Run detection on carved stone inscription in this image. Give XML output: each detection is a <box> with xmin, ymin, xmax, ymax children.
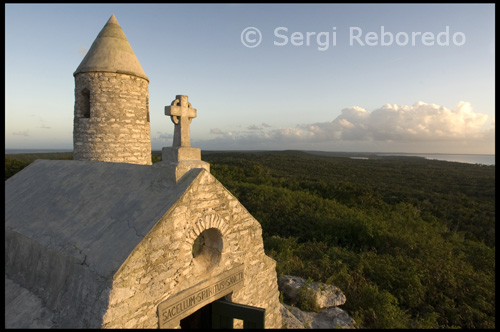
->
<box><xmin>158</xmin><ymin>264</ymin><xmax>244</xmax><ymax>328</ymax></box>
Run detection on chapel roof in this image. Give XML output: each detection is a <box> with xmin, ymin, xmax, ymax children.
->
<box><xmin>73</xmin><ymin>15</ymin><xmax>149</xmax><ymax>81</ymax></box>
<box><xmin>5</xmin><ymin>160</ymin><xmax>203</xmax><ymax>278</ymax></box>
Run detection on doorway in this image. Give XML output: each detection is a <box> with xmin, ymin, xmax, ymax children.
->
<box><xmin>180</xmin><ymin>298</ymin><xmax>265</xmax><ymax>329</ymax></box>
<box><xmin>180</xmin><ymin>302</ymin><xmax>212</xmax><ymax>329</ymax></box>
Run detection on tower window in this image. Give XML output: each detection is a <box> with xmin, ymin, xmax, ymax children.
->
<box><xmin>81</xmin><ymin>89</ymin><xmax>90</xmax><ymax>118</ymax></box>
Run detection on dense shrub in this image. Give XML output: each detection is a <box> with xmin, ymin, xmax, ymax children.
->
<box><xmin>204</xmin><ymin>151</ymin><xmax>495</xmax><ymax>329</ymax></box>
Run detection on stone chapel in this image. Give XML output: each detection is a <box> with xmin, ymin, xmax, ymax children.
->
<box><xmin>5</xmin><ymin>15</ymin><xmax>282</xmax><ymax>329</ymax></box>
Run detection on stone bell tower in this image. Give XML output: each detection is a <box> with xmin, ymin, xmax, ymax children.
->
<box><xmin>73</xmin><ymin>15</ymin><xmax>151</xmax><ymax>165</ymax></box>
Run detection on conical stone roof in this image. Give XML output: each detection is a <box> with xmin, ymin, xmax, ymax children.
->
<box><xmin>74</xmin><ymin>15</ymin><xmax>149</xmax><ymax>81</ymax></box>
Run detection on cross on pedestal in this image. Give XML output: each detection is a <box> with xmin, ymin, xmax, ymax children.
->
<box><xmin>165</xmin><ymin>95</ymin><xmax>197</xmax><ymax>148</ymax></box>
<box><xmin>161</xmin><ymin>94</ymin><xmax>210</xmax><ymax>182</ymax></box>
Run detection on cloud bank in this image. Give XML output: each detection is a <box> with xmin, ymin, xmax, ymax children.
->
<box><xmin>163</xmin><ymin>102</ymin><xmax>495</xmax><ymax>154</ymax></box>
<box><xmin>294</xmin><ymin>101</ymin><xmax>491</xmax><ymax>143</ymax></box>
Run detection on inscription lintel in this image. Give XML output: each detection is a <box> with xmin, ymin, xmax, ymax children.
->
<box><xmin>157</xmin><ymin>264</ymin><xmax>244</xmax><ymax>328</ymax></box>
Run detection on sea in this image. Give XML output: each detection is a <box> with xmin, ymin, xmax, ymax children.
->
<box><xmin>5</xmin><ymin>149</ymin><xmax>495</xmax><ymax>166</ymax></box>
<box><xmin>376</xmin><ymin>153</ymin><xmax>495</xmax><ymax>166</ymax></box>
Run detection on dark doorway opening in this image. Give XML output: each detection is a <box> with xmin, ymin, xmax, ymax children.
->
<box><xmin>179</xmin><ymin>297</ymin><xmax>265</xmax><ymax>329</ymax></box>
<box><xmin>180</xmin><ymin>302</ymin><xmax>212</xmax><ymax>329</ymax></box>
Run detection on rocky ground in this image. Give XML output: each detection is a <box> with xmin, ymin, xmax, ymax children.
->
<box><xmin>279</xmin><ymin>275</ymin><xmax>356</xmax><ymax>329</ymax></box>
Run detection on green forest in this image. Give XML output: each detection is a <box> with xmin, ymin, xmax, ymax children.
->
<box><xmin>5</xmin><ymin>151</ymin><xmax>495</xmax><ymax>329</ymax></box>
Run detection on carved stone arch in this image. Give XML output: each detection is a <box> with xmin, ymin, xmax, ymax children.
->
<box><xmin>186</xmin><ymin>213</ymin><xmax>230</xmax><ymax>242</ymax></box>
<box><xmin>186</xmin><ymin>213</ymin><xmax>230</xmax><ymax>272</ymax></box>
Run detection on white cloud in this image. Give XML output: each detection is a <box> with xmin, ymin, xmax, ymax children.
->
<box><xmin>196</xmin><ymin>101</ymin><xmax>494</xmax><ymax>154</ymax></box>
<box><xmin>290</xmin><ymin>101</ymin><xmax>490</xmax><ymax>143</ymax></box>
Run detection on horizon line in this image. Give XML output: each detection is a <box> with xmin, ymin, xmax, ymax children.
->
<box><xmin>4</xmin><ymin>148</ymin><xmax>495</xmax><ymax>157</ymax></box>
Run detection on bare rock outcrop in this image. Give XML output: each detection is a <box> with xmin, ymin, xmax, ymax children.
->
<box><xmin>279</xmin><ymin>275</ymin><xmax>356</xmax><ymax>329</ymax></box>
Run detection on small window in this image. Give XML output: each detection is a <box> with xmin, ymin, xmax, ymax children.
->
<box><xmin>146</xmin><ymin>97</ymin><xmax>150</xmax><ymax>122</ymax></box>
<box><xmin>81</xmin><ymin>89</ymin><xmax>90</xmax><ymax>118</ymax></box>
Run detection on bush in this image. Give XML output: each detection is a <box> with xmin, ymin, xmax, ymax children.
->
<box><xmin>5</xmin><ymin>157</ymin><xmax>30</xmax><ymax>180</ymax></box>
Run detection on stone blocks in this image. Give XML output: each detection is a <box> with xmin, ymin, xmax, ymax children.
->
<box><xmin>73</xmin><ymin>72</ymin><xmax>151</xmax><ymax>165</ymax></box>
<box><xmin>101</xmin><ymin>170</ymin><xmax>282</xmax><ymax>328</ymax></box>
<box><xmin>162</xmin><ymin>146</ymin><xmax>201</xmax><ymax>162</ymax></box>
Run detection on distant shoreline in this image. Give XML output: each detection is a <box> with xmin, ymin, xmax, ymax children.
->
<box><xmin>5</xmin><ymin>149</ymin><xmax>74</xmax><ymax>154</ymax></box>
<box><xmin>5</xmin><ymin>149</ymin><xmax>495</xmax><ymax>166</ymax></box>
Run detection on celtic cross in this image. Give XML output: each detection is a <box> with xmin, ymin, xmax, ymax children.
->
<box><xmin>165</xmin><ymin>95</ymin><xmax>197</xmax><ymax>148</ymax></box>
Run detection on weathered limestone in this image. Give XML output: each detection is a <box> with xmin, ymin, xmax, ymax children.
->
<box><xmin>165</xmin><ymin>95</ymin><xmax>197</xmax><ymax>148</ymax></box>
<box><xmin>278</xmin><ymin>275</ymin><xmax>355</xmax><ymax>329</ymax></box>
<box><xmin>74</xmin><ymin>15</ymin><xmax>148</xmax><ymax>80</ymax></box>
<box><xmin>160</xmin><ymin>95</ymin><xmax>210</xmax><ymax>182</ymax></box>
<box><xmin>4</xmin><ymin>277</ymin><xmax>54</xmax><ymax>328</ymax></box>
<box><xmin>5</xmin><ymin>160</ymin><xmax>282</xmax><ymax>328</ymax></box>
<box><xmin>279</xmin><ymin>275</ymin><xmax>346</xmax><ymax>309</ymax></box>
<box><xmin>280</xmin><ymin>303</ymin><xmax>306</xmax><ymax>329</ymax></box>
<box><xmin>73</xmin><ymin>15</ymin><xmax>151</xmax><ymax>165</ymax></box>
<box><xmin>282</xmin><ymin>304</ymin><xmax>356</xmax><ymax>329</ymax></box>
<box><xmin>5</xmin><ymin>14</ymin><xmax>282</xmax><ymax>329</ymax></box>
<box><xmin>100</xmin><ymin>169</ymin><xmax>281</xmax><ymax>328</ymax></box>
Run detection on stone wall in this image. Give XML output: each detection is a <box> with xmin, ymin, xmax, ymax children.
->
<box><xmin>5</xmin><ymin>229</ymin><xmax>111</xmax><ymax>328</ymax></box>
<box><xmin>5</xmin><ymin>165</ymin><xmax>282</xmax><ymax>328</ymax></box>
<box><xmin>73</xmin><ymin>72</ymin><xmax>151</xmax><ymax>165</ymax></box>
<box><xmin>101</xmin><ymin>170</ymin><xmax>282</xmax><ymax>328</ymax></box>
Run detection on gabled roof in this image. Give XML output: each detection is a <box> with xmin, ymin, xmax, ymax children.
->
<box><xmin>73</xmin><ymin>15</ymin><xmax>149</xmax><ymax>81</ymax></box>
<box><xmin>5</xmin><ymin>159</ymin><xmax>202</xmax><ymax>278</ymax></box>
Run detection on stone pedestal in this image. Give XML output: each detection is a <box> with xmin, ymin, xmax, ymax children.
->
<box><xmin>160</xmin><ymin>147</ymin><xmax>210</xmax><ymax>183</ymax></box>
<box><xmin>159</xmin><ymin>95</ymin><xmax>211</xmax><ymax>183</ymax></box>
<box><xmin>162</xmin><ymin>146</ymin><xmax>201</xmax><ymax>162</ymax></box>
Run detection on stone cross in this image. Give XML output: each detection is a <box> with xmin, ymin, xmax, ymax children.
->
<box><xmin>165</xmin><ymin>95</ymin><xmax>197</xmax><ymax>148</ymax></box>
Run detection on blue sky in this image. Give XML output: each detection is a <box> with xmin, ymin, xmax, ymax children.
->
<box><xmin>5</xmin><ymin>3</ymin><xmax>495</xmax><ymax>154</ymax></box>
